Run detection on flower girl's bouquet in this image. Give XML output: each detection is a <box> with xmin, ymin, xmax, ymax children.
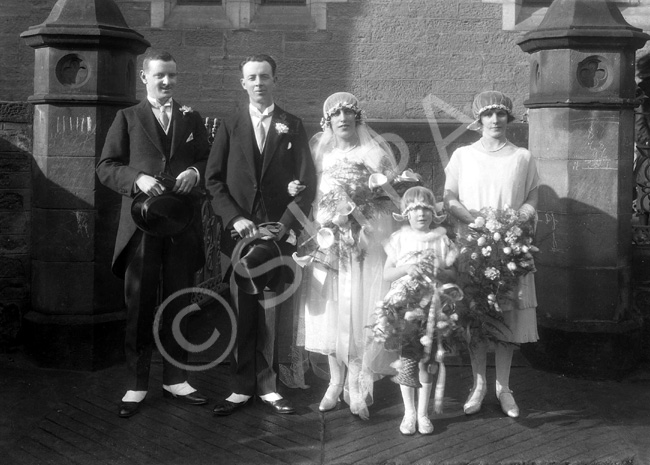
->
<box><xmin>369</xmin><ymin>249</ymin><xmax>464</xmax><ymax>413</ymax></box>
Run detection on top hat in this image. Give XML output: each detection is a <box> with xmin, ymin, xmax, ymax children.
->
<box><xmin>232</xmin><ymin>238</ymin><xmax>287</xmax><ymax>295</ymax></box>
<box><xmin>131</xmin><ymin>192</ymin><xmax>195</xmax><ymax>237</ymax></box>
<box><xmin>230</xmin><ymin>223</ymin><xmax>295</xmax><ymax>295</ymax></box>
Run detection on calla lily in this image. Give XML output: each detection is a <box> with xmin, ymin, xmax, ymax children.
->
<box><xmin>368</xmin><ymin>173</ymin><xmax>389</xmax><ymax>189</ymax></box>
<box><xmin>336</xmin><ymin>200</ymin><xmax>356</xmax><ymax>216</ymax></box>
<box><xmin>396</xmin><ymin>169</ymin><xmax>420</xmax><ymax>182</ymax></box>
<box><xmin>316</xmin><ymin>228</ymin><xmax>335</xmax><ymax>249</ymax></box>
<box><xmin>332</xmin><ymin>213</ymin><xmax>349</xmax><ymax>227</ymax></box>
<box><xmin>292</xmin><ymin>252</ymin><xmax>314</xmax><ymax>268</ymax></box>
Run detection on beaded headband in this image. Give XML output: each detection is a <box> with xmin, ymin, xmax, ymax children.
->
<box><xmin>320</xmin><ymin>102</ymin><xmax>364</xmax><ymax>130</ymax></box>
<box><xmin>474</xmin><ymin>103</ymin><xmax>512</xmax><ymax>118</ymax></box>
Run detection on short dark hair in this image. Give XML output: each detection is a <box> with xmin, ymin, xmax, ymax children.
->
<box><xmin>142</xmin><ymin>50</ymin><xmax>176</xmax><ymax>71</ymax></box>
<box><xmin>239</xmin><ymin>54</ymin><xmax>277</xmax><ymax>76</ymax></box>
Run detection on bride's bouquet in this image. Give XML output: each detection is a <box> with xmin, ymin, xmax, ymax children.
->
<box><xmin>455</xmin><ymin>206</ymin><xmax>538</xmax><ymax>345</ymax></box>
<box><xmin>295</xmin><ymin>168</ymin><xmax>421</xmax><ymax>269</ymax></box>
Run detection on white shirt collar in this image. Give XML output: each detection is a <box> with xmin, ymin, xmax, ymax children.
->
<box><xmin>148</xmin><ymin>96</ymin><xmax>173</xmax><ymax>109</ymax></box>
<box><xmin>249</xmin><ymin>102</ymin><xmax>274</xmax><ymax>119</ymax></box>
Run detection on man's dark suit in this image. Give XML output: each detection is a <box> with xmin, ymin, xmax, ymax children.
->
<box><xmin>205</xmin><ymin>105</ymin><xmax>316</xmax><ymax>396</ymax></box>
<box><xmin>97</xmin><ymin>99</ymin><xmax>210</xmax><ymax>390</ymax></box>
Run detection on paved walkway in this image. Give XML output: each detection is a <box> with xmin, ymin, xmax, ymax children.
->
<box><xmin>1</xmin><ymin>349</ymin><xmax>649</xmax><ymax>465</ymax></box>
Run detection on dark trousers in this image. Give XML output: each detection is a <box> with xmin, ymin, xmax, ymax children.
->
<box><xmin>123</xmin><ymin>229</ymin><xmax>199</xmax><ymax>391</ymax></box>
<box><xmin>229</xmin><ymin>289</ymin><xmax>277</xmax><ymax>396</ymax></box>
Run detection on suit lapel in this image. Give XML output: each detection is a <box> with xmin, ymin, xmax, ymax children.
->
<box><xmin>260</xmin><ymin>106</ymin><xmax>284</xmax><ymax>179</ymax></box>
<box><xmin>234</xmin><ymin>109</ymin><xmax>257</xmax><ymax>176</ymax></box>
<box><xmin>136</xmin><ymin>100</ymin><xmax>165</xmax><ymax>156</ymax></box>
<box><xmin>170</xmin><ymin>101</ymin><xmax>191</xmax><ymax>158</ymax></box>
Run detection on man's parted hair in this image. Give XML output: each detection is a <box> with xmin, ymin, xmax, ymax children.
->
<box><xmin>239</xmin><ymin>54</ymin><xmax>277</xmax><ymax>76</ymax></box>
<box><xmin>142</xmin><ymin>50</ymin><xmax>176</xmax><ymax>71</ymax></box>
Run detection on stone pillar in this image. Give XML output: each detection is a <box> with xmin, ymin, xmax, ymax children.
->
<box><xmin>20</xmin><ymin>0</ymin><xmax>149</xmax><ymax>370</ymax></box>
<box><xmin>518</xmin><ymin>0</ymin><xmax>648</xmax><ymax>379</ymax></box>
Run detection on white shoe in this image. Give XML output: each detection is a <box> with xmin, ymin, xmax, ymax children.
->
<box><xmin>319</xmin><ymin>384</ymin><xmax>343</xmax><ymax>412</ymax></box>
<box><xmin>417</xmin><ymin>416</ymin><xmax>434</xmax><ymax>435</ymax></box>
<box><xmin>400</xmin><ymin>413</ymin><xmax>416</xmax><ymax>435</ymax></box>
<box><xmin>463</xmin><ymin>385</ymin><xmax>486</xmax><ymax>415</ymax></box>
<box><xmin>498</xmin><ymin>389</ymin><xmax>519</xmax><ymax>418</ymax></box>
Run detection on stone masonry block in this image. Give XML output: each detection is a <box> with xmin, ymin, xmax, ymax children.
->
<box><xmin>0</xmin><ymin>236</ymin><xmax>27</xmax><ymax>255</ymax></box>
<box><xmin>224</xmin><ymin>31</ymin><xmax>284</xmax><ymax>60</ymax></box>
<box><xmin>32</xmin><ymin>208</ymin><xmax>95</xmax><ymax>262</ymax></box>
<box><xmin>427</xmin><ymin>18</ymin><xmax>502</xmax><ymax>35</ymax></box>
<box><xmin>0</xmin><ymin>255</ymin><xmax>27</xmax><ymax>279</ymax></box>
<box><xmin>0</xmin><ymin>211</ymin><xmax>29</xmax><ymax>235</ymax></box>
<box><xmin>536</xmin><ymin>265</ymin><xmax>626</xmax><ymax>321</ymax></box>
<box><xmin>32</xmin><ymin>155</ymin><xmax>97</xmax><ymax>192</ymax></box>
<box><xmin>0</xmin><ymin>152</ymin><xmax>30</xmax><ymax>172</ymax></box>
<box><xmin>371</xmin><ymin>20</ymin><xmax>427</xmax><ymax>44</ymax></box>
<box><xmin>32</xmin><ymin>261</ymin><xmax>94</xmax><ymax>316</ymax></box>
<box><xmin>285</xmin><ymin>42</ymin><xmax>349</xmax><ymax>62</ymax></box>
<box><xmin>0</xmin><ymin>190</ymin><xmax>26</xmax><ymax>212</ymax></box>
<box><xmin>284</xmin><ymin>31</ymin><xmax>332</xmax><ymax>44</ymax></box>
<box><xmin>536</xmin><ymin>211</ymin><xmax>622</xmax><ymax>268</ymax></box>
<box><xmin>183</xmin><ymin>30</ymin><xmax>225</xmax><ymax>48</ymax></box>
<box><xmin>0</xmin><ymin>171</ymin><xmax>29</xmax><ymax>190</ymax></box>
<box><xmin>0</xmin><ymin>126</ymin><xmax>32</xmax><ymax>153</ymax></box>
<box><xmin>364</xmin><ymin>80</ymin><xmax>433</xmax><ymax>102</ymax></box>
<box><xmin>0</xmin><ymin>278</ymin><xmax>27</xmax><ymax>302</ymax></box>
<box><xmin>141</xmin><ymin>30</ymin><xmax>184</xmax><ymax>50</ymax></box>
<box><xmin>0</xmin><ymin>102</ymin><xmax>32</xmax><ymax>123</ymax></box>
<box><xmin>459</xmin><ymin>1</ymin><xmax>500</xmax><ymax>19</ymax></box>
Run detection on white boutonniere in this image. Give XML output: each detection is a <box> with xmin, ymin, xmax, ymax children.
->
<box><xmin>180</xmin><ymin>105</ymin><xmax>193</xmax><ymax>116</ymax></box>
<box><xmin>275</xmin><ymin>122</ymin><xmax>289</xmax><ymax>135</ymax></box>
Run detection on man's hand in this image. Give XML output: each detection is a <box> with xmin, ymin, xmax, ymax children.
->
<box><xmin>287</xmin><ymin>180</ymin><xmax>306</xmax><ymax>197</ymax></box>
<box><xmin>271</xmin><ymin>223</ymin><xmax>288</xmax><ymax>241</ymax></box>
<box><xmin>173</xmin><ymin>169</ymin><xmax>198</xmax><ymax>194</ymax></box>
<box><xmin>233</xmin><ymin>217</ymin><xmax>258</xmax><ymax>239</ymax></box>
<box><xmin>136</xmin><ymin>174</ymin><xmax>165</xmax><ymax>196</ymax></box>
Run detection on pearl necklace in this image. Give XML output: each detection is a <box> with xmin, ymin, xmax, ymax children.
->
<box><xmin>339</xmin><ymin>144</ymin><xmax>358</xmax><ymax>153</ymax></box>
<box><xmin>480</xmin><ymin>138</ymin><xmax>508</xmax><ymax>152</ymax></box>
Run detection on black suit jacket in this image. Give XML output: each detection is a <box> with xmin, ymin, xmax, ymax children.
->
<box><xmin>96</xmin><ymin>99</ymin><xmax>210</xmax><ymax>277</ymax></box>
<box><xmin>205</xmin><ymin>105</ymin><xmax>317</xmax><ymax>256</ymax></box>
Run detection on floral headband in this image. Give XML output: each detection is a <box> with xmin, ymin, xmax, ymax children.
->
<box><xmin>393</xmin><ymin>201</ymin><xmax>447</xmax><ymax>223</ymax></box>
<box><xmin>320</xmin><ymin>102</ymin><xmax>365</xmax><ymax>130</ymax></box>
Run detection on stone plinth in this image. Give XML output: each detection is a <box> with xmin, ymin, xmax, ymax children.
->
<box><xmin>20</xmin><ymin>0</ymin><xmax>149</xmax><ymax>370</ymax></box>
<box><xmin>518</xmin><ymin>0</ymin><xmax>648</xmax><ymax>379</ymax></box>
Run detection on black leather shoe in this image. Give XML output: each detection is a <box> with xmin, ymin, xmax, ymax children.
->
<box><xmin>259</xmin><ymin>397</ymin><xmax>295</xmax><ymax>414</ymax></box>
<box><xmin>118</xmin><ymin>401</ymin><xmax>140</xmax><ymax>418</ymax></box>
<box><xmin>212</xmin><ymin>398</ymin><xmax>252</xmax><ymax>416</ymax></box>
<box><xmin>162</xmin><ymin>389</ymin><xmax>208</xmax><ymax>405</ymax></box>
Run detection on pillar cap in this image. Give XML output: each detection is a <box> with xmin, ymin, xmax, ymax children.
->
<box><xmin>518</xmin><ymin>0</ymin><xmax>648</xmax><ymax>53</ymax></box>
<box><xmin>21</xmin><ymin>0</ymin><xmax>149</xmax><ymax>53</ymax></box>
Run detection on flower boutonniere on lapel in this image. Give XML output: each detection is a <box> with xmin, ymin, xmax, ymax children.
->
<box><xmin>180</xmin><ymin>105</ymin><xmax>193</xmax><ymax>116</ymax></box>
<box><xmin>275</xmin><ymin>122</ymin><xmax>289</xmax><ymax>135</ymax></box>
<box><xmin>274</xmin><ymin>112</ymin><xmax>290</xmax><ymax>135</ymax></box>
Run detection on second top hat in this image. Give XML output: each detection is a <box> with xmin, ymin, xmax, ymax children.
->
<box><xmin>131</xmin><ymin>192</ymin><xmax>195</xmax><ymax>237</ymax></box>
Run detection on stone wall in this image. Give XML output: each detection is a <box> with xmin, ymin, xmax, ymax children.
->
<box><xmin>0</xmin><ymin>102</ymin><xmax>32</xmax><ymax>351</ymax></box>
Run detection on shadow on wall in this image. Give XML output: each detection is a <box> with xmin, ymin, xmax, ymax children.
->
<box><xmin>0</xmin><ymin>107</ymin><xmax>32</xmax><ymax>353</ymax></box>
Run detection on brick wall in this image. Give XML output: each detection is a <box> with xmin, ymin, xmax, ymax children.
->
<box><xmin>0</xmin><ymin>102</ymin><xmax>32</xmax><ymax>351</ymax></box>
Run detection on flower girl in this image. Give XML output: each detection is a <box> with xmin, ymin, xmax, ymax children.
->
<box><xmin>377</xmin><ymin>186</ymin><xmax>459</xmax><ymax>435</ymax></box>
